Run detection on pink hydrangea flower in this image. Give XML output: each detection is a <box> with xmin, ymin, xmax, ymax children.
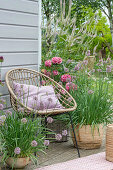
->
<box><xmin>45</xmin><ymin>60</ymin><xmax>52</xmax><ymax>67</ymax></box>
<box><xmin>0</xmin><ymin>104</ymin><xmax>3</xmax><ymax>110</ymax></box>
<box><xmin>21</xmin><ymin>118</ymin><xmax>27</xmax><ymax>124</ymax></box>
<box><xmin>55</xmin><ymin>134</ymin><xmax>62</xmax><ymax>141</ymax></box>
<box><xmin>53</xmin><ymin>70</ymin><xmax>59</xmax><ymax>76</ymax></box>
<box><xmin>61</xmin><ymin>74</ymin><xmax>71</xmax><ymax>82</ymax></box>
<box><xmin>14</xmin><ymin>147</ymin><xmax>21</xmax><ymax>155</ymax></box>
<box><xmin>62</xmin><ymin>130</ymin><xmax>68</xmax><ymax>136</ymax></box>
<box><xmin>44</xmin><ymin>140</ymin><xmax>50</xmax><ymax>146</ymax></box>
<box><xmin>47</xmin><ymin>117</ymin><xmax>53</xmax><ymax>123</ymax></box>
<box><xmin>52</xmin><ymin>57</ymin><xmax>62</xmax><ymax>64</ymax></box>
<box><xmin>66</xmin><ymin>84</ymin><xmax>70</xmax><ymax>91</ymax></box>
<box><xmin>31</xmin><ymin>140</ymin><xmax>38</xmax><ymax>147</ymax></box>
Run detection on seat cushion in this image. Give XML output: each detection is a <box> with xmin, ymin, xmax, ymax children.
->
<box><xmin>13</xmin><ymin>82</ymin><xmax>63</xmax><ymax>111</ymax></box>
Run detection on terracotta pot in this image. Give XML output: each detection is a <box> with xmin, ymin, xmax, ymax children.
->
<box><xmin>84</xmin><ymin>56</ymin><xmax>96</xmax><ymax>70</ymax></box>
<box><xmin>6</xmin><ymin>157</ymin><xmax>29</xmax><ymax>169</ymax></box>
<box><xmin>71</xmin><ymin>124</ymin><xmax>104</xmax><ymax>149</ymax></box>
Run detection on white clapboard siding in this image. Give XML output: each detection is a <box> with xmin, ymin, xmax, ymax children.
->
<box><xmin>0</xmin><ymin>10</ymin><xmax>38</xmax><ymax>26</ymax></box>
<box><xmin>1</xmin><ymin>53</ymin><xmax>38</xmax><ymax>67</ymax></box>
<box><xmin>0</xmin><ymin>25</ymin><xmax>38</xmax><ymax>39</ymax></box>
<box><xmin>0</xmin><ymin>0</ymin><xmax>39</xmax><ymax>14</ymax></box>
<box><xmin>0</xmin><ymin>0</ymin><xmax>41</xmax><ymax>111</ymax></box>
<box><xmin>0</xmin><ymin>40</ymin><xmax>38</xmax><ymax>52</ymax></box>
<box><xmin>1</xmin><ymin>65</ymin><xmax>38</xmax><ymax>81</ymax></box>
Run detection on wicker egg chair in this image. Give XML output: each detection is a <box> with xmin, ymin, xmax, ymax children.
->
<box><xmin>5</xmin><ymin>68</ymin><xmax>80</xmax><ymax>157</ymax></box>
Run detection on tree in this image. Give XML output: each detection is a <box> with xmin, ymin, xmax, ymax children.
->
<box><xmin>73</xmin><ymin>0</ymin><xmax>113</xmax><ymax>48</ymax></box>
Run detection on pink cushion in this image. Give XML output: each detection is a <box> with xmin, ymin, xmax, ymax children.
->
<box><xmin>13</xmin><ymin>82</ymin><xmax>63</xmax><ymax>111</ymax></box>
<box><xmin>37</xmin><ymin>152</ymin><xmax>113</xmax><ymax>170</ymax></box>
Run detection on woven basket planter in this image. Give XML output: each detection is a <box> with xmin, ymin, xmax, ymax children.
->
<box><xmin>47</xmin><ymin>120</ymin><xmax>69</xmax><ymax>142</ymax></box>
<box><xmin>71</xmin><ymin>125</ymin><xmax>104</xmax><ymax>149</ymax></box>
<box><xmin>106</xmin><ymin>124</ymin><xmax>113</xmax><ymax>162</ymax></box>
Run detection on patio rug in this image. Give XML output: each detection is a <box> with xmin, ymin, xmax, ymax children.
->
<box><xmin>37</xmin><ymin>152</ymin><xmax>113</xmax><ymax>170</ymax></box>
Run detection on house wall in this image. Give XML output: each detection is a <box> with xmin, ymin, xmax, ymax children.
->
<box><xmin>0</xmin><ymin>0</ymin><xmax>41</xmax><ymax>111</ymax></box>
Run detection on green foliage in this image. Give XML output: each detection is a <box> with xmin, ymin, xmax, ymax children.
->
<box><xmin>0</xmin><ymin>112</ymin><xmax>47</xmax><ymax>165</ymax></box>
<box><xmin>70</xmin><ymin>69</ymin><xmax>113</xmax><ymax>126</ymax></box>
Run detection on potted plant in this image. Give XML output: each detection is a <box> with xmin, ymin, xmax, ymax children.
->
<box><xmin>69</xmin><ymin>63</ymin><xmax>113</xmax><ymax>149</ymax></box>
<box><xmin>0</xmin><ymin>112</ymin><xmax>50</xmax><ymax>169</ymax></box>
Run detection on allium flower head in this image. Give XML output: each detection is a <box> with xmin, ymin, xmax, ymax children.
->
<box><xmin>21</xmin><ymin>118</ymin><xmax>27</xmax><ymax>124</ymax></box>
<box><xmin>97</xmin><ymin>69</ymin><xmax>102</xmax><ymax>72</ymax></box>
<box><xmin>55</xmin><ymin>134</ymin><xmax>62</xmax><ymax>141</ymax></box>
<box><xmin>62</xmin><ymin>130</ymin><xmax>68</xmax><ymax>136</ymax></box>
<box><xmin>64</xmin><ymin>67</ymin><xmax>69</xmax><ymax>72</ymax></box>
<box><xmin>88</xmin><ymin>90</ymin><xmax>94</xmax><ymax>94</ymax></box>
<box><xmin>14</xmin><ymin>147</ymin><xmax>21</xmax><ymax>155</ymax></box>
<box><xmin>31</xmin><ymin>140</ymin><xmax>38</xmax><ymax>147</ymax></box>
<box><xmin>45</xmin><ymin>60</ymin><xmax>52</xmax><ymax>67</ymax></box>
<box><xmin>83</xmin><ymin>60</ymin><xmax>88</xmax><ymax>66</ymax></box>
<box><xmin>47</xmin><ymin>117</ymin><xmax>53</xmax><ymax>123</ymax></box>
<box><xmin>44</xmin><ymin>140</ymin><xmax>50</xmax><ymax>146</ymax></box>
<box><xmin>0</xmin><ymin>104</ymin><xmax>3</xmax><ymax>110</ymax></box>
<box><xmin>106</xmin><ymin>66</ymin><xmax>112</xmax><ymax>73</ymax></box>
<box><xmin>74</xmin><ymin>65</ymin><xmax>79</xmax><ymax>71</ymax></box>
<box><xmin>5</xmin><ymin>110</ymin><xmax>12</xmax><ymax>116</ymax></box>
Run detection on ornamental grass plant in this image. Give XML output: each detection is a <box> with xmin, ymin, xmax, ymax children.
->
<box><xmin>70</xmin><ymin>65</ymin><xmax>113</xmax><ymax>129</ymax></box>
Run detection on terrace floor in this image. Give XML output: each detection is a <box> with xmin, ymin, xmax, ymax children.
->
<box><xmin>1</xmin><ymin>133</ymin><xmax>105</xmax><ymax>170</ymax></box>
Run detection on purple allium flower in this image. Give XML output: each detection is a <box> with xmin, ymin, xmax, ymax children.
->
<box><xmin>0</xmin><ymin>99</ymin><xmax>6</xmax><ymax>104</ymax></box>
<box><xmin>107</xmin><ymin>57</ymin><xmax>111</xmax><ymax>63</ymax></box>
<box><xmin>0</xmin><ymin>56</ymin><xmax>4</xmax><ymax>62</ymax></box>
<box><xmin>83</xmin><ymin>60</ymin><xmax>88</xmax><ymax>66</ymax></box>
<box><xmin>55</xmin><ymin>134</ymin><xmax>62</xmax><ymax>141</ymax></box>
<box><xmin>74</xmin><ymin>65</ymin><xmax>79</xmax><ymax>71</ymax></box>
<box><xmin>47</xmin><ymin>117</ymin><xmax>53</xmax><ymax>123</ymax></box>
<box><xmin>14</xmin><ymin>147</ymin><xmax>21</xmax><ymax>155</ymax></box>
<box><xmin>48</xmin><ymin>98</ymin><xmax>53</xmax><ymax>103</ymax></box>
<box><xmin>64</xmin><ymin>67</ymin><xmax>69</xmax><ymax>72</ymax></box>
<box><xmin>99</xmin><ymin>59</ymin><xmax>103</xmax><ymax>63</ymax></box>
<box><xmin>86</xmin><ymin>50</ymin><xmax>90</xmax><ymax>56</ymax></box>
<box><xmin>31</xmin><ymin>140</ymin><xmax>38</xmax><ymax>147</ymax></box>
<box><xmin>97</xmin><ymin>69</ymin><xmax>102</xmax><ymax>72</ymax></box>
<box><xmin>62</xmin><ymin>130</ymin><xmax>68</xmax><ymax>136</ymax></box>
<box><xmin>88</xmin><ymin>90</ymin><xmax>94</xmax><ymax>94</ymax></box>
<box><xmin>21</xmin><ymin>118</ymin><xmax>27</xmax><ymax>124</ymax></box>
<box><xmin>66</xmin><ymin>59</ymin><xmax>72</xmax><ymax>64</ymax></box>
<box><xmin>5</xmin><ymin>110</ymin><xmax>12</xmax><ymax>116</ymax></box>
<box><xmin>0</xmin><ymin>104</ymin><xmax>3</xmax><ymax>110</ymax></box>
<box><xmin>106</xmin><ymin>66</ymin><xmax>112</xmax><ymax>73</ymax></box>
<box><xmin>44</xmin><ymin>140</ymin><xmax>50</xmax><ymax>146</ymax></box>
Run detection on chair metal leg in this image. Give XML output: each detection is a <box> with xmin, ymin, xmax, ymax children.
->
<box><xmin>68</xmin><ymin>113</ymin><xmax>80</xmax><ymax>158</ymax></box>
<box><xmin>32</xmin><ymin>114</ymin><xmax>36</xmax><ymax>157</ymax></box>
